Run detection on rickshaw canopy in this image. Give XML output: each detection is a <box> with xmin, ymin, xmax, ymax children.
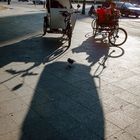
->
<box><xmin>47</xmin><ymin>0</ymin><xmax>72</xmax><ymax>9</ymax></box>
<box><xmin>46</xmin><ymin>0</ymin><xmax>76</xmax><ymax>30</ymax></box>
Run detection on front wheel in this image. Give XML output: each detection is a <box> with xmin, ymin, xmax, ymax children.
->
<box><xmin>108</xmin><ymin>27</ymin><xmax>127</xmax><ymax>46</ymax></box>
<box><xmin>67</xmin><ymin>24</ymin><xmax>72</xmax><ymax>47</ymax></box>
<box><xmin>43</xmin><ymin>16</ymin><xmax>48</xmax><ymax>36</ymax></box>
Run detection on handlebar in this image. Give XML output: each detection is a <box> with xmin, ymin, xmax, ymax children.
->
<box><xmin>59</xmin><ymin>10</ymin><xmax>80</xmax><ymax>17</ymax></box>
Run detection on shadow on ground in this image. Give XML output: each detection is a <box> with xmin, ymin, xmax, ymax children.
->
<box><xmin>0</xmin><ymin>25</ymin><xmax>110</xmax><ymax>139</ymax></box>
<box><xmin>72</xmin><ymin>35</ymin><xmax>110</xmax><ymax>66</ymax></box>
<box><xmin>19</xmin><ymin>61</ymin><xmax>105</xmax><ymax>140</ymax></box>
<box><xmin>72</xmin><ymin>33</ymin><xmax>124</xmax><ymax>65</ymax></box>
<box><xmin>0</xmin><ymin>35</ymin><xmax>105</xmax><ymax>140</ymax></box>
<box><xmin>0</xmin><ymin>35</ymin><xmax>69</xmax><ymax>68</ymax></box>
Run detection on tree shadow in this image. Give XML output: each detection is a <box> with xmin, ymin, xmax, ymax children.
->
<box><xmin>72</xmin><ymin>34</ymin><xmax>125</xmax><ymax>71</ymax></box>
<box><xmin>20</xmin><ymin>61</ymin><xmax>105</xmax><ymax>140</ymax></box>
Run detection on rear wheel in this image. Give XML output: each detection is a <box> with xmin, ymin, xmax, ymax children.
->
<box><xmin>43</xmin><ymin>22</ymin><xmax>47</xmax><ymax>35</ymax></box>
<box><xmin>43</xmin><ymin>16</ymin><xmax>48</xmax><ymax>36</ymax></box>
<box><xmin>108</xmin><ymin>27</ymin><xmax>127</xmax><ymax>46</ymax></box>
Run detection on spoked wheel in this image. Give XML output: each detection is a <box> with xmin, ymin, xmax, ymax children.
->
<box><xmin>67</xmin><ymin>25</ymin><xmax>72</xmax><ymax>47</ymax></box>
<box><xmin>108</xmin><ymin>27</ymin><xmax>127</xmax><ymax>46</ymax></box>
<box><xmin>91</xmin><ymin>19</ymin><xmax>98</xmax><ymax>37</ymax></box>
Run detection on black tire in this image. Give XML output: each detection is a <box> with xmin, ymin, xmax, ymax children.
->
<box><xmin>43</xmin><ymin>17</ymin><xmax>48</xmax><ymax>36</ymax></box>
<box><xmin>136</xmin><ymin>14</ymin><xmax>139</xmax><ymax>18</ymax></box>
<box><xmin>108</xmin><ymin>27</ymin><xmax>127</xmax><ymax>46</ymax></box>
<box><xmin>43</xmin><ymin>22</ymin><xmax>47</xmax><ymax>35</ymax></box>
<box><xmin>67</xmin><ymin>25</ymin><xmax>72</xmax><ymax>47</ymax></box>
<box><xmin>91</xmin><ymin>19</ymin><xmax>97</xmax><ymax>37</ymax></box>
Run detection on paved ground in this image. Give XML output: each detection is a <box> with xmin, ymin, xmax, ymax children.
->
<box><xmin>0</xmin><ymin>2</ymin><xmax>140</xmax><ymax>140</ymax></box>
<box><xmin>0</xmin><ymin>1</ymin><xmax>46</xmax><ymax>17</ymax></box>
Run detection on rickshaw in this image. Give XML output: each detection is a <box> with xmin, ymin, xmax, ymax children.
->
<box><xmin>43</xmin><ymin>0</ymin><xmax>80</xmax><ymax>47</ymax></box>
<box><xmin>91</xmin><ymin>5</ymin><xmax>127</xmax><ymax>46</ymax></box>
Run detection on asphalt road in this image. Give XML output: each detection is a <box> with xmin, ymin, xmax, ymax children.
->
<box><xmin>120</xmin><ymin>18</ymin><xmax>140</xmax><ymax>38</ymax></box>
<box><xmin>0</xmin><ymin>12</ymin><xmax>45</xmax><ymax>43</ymax></box>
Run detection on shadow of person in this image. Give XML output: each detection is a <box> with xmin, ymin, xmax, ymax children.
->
<box><xmin>72</xmin><ymin>35</ymin><xmax>110</xmax><ymax>67</ymax></box>
<box><xmin>20</xmin><ymin>61</ymin><xmax>105</xmax><ymax>140</ymax></box>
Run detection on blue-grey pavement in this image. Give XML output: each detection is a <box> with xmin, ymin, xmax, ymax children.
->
<box><xmin>0</xmin><ymin>3</ymin><xmax>140</xmax><ymax>140</ymax></box>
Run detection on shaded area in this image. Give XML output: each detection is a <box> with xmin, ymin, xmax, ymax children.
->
<box><xmin>0</xmin><ymin>11</ymin><xmax>106</xmax><ymax>139</ymax></box>
<box><xmin>20</xmin><ymin>61</ymin><xmax>105</xmax><ymax>140</ymax></box>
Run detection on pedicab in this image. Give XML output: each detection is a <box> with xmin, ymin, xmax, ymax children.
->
<box><xmin>91</xmin><ymin>3</ymin><xmax>127</xmax><ymax>46</ymax></box>
<box><xmin>43</xmin><ymin>0</ymin><xmax>80</xmax><ymax>47</ymax></box>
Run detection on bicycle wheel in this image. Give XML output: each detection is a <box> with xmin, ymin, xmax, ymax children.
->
<box><xmin>108</xmin><ymin>27</ymin><xmax>127</xmax><ymax>46</ymax></box>
<box><xmin>91</xmin><ymin>19</ymin><xmax>97</xmax><ymax>37</ymax></box>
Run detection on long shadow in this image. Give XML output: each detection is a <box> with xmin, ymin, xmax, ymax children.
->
<box><xmin>0</xmin><ymin>12</ymin><xmax>105</xmax><ymax>139</ymax></box>
<box><xmin>20</xmin><ymin>61</ymin><xmax>105</xmax><ymax>140</ymax></box>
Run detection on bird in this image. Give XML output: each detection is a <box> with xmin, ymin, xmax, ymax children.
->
<box><xmin>67</xmin><ymin>58</ymin><xmax>75</xmax><ymax>64</ymax></box>
<box><xmin>67</xmin><ymin>58</ymin><xmax>75</xmax><ymax>69</ymax></box>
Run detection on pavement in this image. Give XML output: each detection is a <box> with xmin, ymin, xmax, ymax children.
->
<box><xmin>0</xmin><ymin>1</ymin><xmax>46</xmax><ymax>17</ymax></box>
<box><xmin>0</xmin><ymin>2</ymin><xmax>140</xmax><ymax>140</ymax></box>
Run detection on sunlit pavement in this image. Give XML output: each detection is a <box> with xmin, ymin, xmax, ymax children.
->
<box><xmin>0</xmin><ymin>2</ymin><xmax>140</xmax><ymax>140</ymax></box>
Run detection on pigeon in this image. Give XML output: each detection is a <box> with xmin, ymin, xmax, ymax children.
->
<box><xmin>67</xmin><ymin>58</ymin><xmax>75</xmax><ymax>69</ymax></box>
<box><xmin>67</xmin><ymin>58</ymin><xmax>75</xmax><ymax>64</ymax></box>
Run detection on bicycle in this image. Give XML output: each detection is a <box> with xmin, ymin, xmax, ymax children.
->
<box><xmin>91</xmin><ymin>9</ymin><xmax>127</xmax><ymax>46</ymax></box>
<box><xmin>43</xmin><ymin>0</ymin><xmax>80</xmax><ymax>47</ymax></box>
<box><xmin>59</xmin><ymin>10</ymin><xmax>77</xmax><ymax>47</ymax></box>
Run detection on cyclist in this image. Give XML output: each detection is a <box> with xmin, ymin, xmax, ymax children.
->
<box><xmin>106</xmin><ymin>2</ymin><xmax>120</xmax><ymax>25</ymax></box>
<box><xmin>96</xmin><ymin>2</ymin><xmax>120</xmax><ymax>26</ymax></box>
<box><xmin>106</xmin><ymin>2</ymin><xmax>120</xmax><ymax>17</ymax></box>
<box><xmin>88</xmin><ymin>4</ymin><xmax>95</xmax><ymax>16</ymax></box>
